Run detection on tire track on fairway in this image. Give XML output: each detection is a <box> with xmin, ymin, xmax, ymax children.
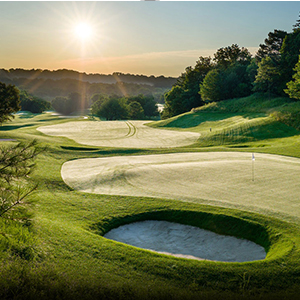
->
<box><xmin>125</xmin><ymin>121</ymin><xmax>137</xmax><ymax>138</ymax></box>
<box><xmin>39</xmin><ymin>121</ymin><xmax>200</xmax><ymax>148</ymax></box>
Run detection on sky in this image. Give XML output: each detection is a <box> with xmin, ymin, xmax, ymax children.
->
<box><xmin>0</xmin><ymin>1</ymin><xmax>299</xmax><ymax>77</ymax></box>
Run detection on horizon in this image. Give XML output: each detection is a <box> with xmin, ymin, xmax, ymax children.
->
<box><xmin>2</xmin><ymin>67</ymin><xmax>178</xmax><ymax>79</ymax></box>
<box><xmin>0</xmin><ymin>1</ymin><xmax>299</xmax><ymax>77</ymax></box>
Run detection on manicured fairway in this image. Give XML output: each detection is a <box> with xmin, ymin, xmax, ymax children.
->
<box><xmin>62</xmin><ymin>151</ymin><xmax>300</xmax><ymax>222</ymax></box>
<box><xmin>37</xmin><ymin>120</ymin><xmax>200</xmax><ymax>148</ymax></box>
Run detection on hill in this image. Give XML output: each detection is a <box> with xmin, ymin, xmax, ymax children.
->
<box><xmin>0</xmin><ymin>68</ymin><xmax>177</xmax><ymax>102</ymax></box>
<box><xmin>149</xmin><ymin>94</ymin><xmax>300</xmax><ymax>147</ymax></box>
<box><xmin>0</xmin><ymin>68</ymin><xmax>176</xmax><ymax>87</ymax></box>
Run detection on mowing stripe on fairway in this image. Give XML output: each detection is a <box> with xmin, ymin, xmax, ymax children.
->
<box><xmin>37</xmin><ymin>120</ymin><xmax>200</xmax><ymax>148</ymax></box>
<box><xmin>61</xmin><ymin>152</ymin><xmax>300</xmax><ymax>222</ymax></box>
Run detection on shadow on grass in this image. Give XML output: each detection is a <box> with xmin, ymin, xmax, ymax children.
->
<box><xmin>163</xmin><ymin>112</ymin><xmax>266</xmax><ymax>129</ymax></box>
<box><xmin>0</xmin><ymin>124</ymin><xmax>35</xmax><ymax>131</ymax></box>
<box><xmin>60</xmin><ymin>145</ymin><xmax>150</xmax><ymax>156</ymax></box>
<box><xmin>18</xmin><ymin>113</ymin><xmax>41</xmax><ymax>119</ymax></box>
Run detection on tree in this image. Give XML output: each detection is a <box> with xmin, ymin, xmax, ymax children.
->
<box><xmin>0</xmin><ymin>82</ymin><xmax>20</xmax><ymax>124</ymax></box>
<box><xmin>293</xmin><ymin>11</ymin><xmax>300</xmax><ymax>32</ymax></box>
<box><xmin>199</xmin><ymin>69</ymin><xmax>222</xmax><ymax>102</ymax></box>
<box><xmin>68</xmin><ymin>92</ymin><xmax>87</xmax><ymax>113</ymax></box>
<box><xmin>255</xmin><ymin>30</ymin><xmax>287</xmax><ymax>63</ymax></box>
<box><xmin>213</xmin><ymin>44</ymin><xmax>251</xmax><ymax>68</ymax></box>
<box><xmin>51</xmin><ymin>96</ymin><xmax>68</xmax><ymax>115</ymax></box>
<box><xmin>253</xmin><ymin>57</ymin><xmax>280</xmax><ymax>97</ymax></box>
<box><xmin>31</xmin><ymin>96</ymin><xmax>51</xmax><ymax>113</ymax></box>
<box><xmin>162</xmin><ymin>86</ymin><xmax>186</xmax><ymax>119</ymax></box>
<box><xmin>162</xmin><ymin>56</ymin><xmax>213</xmax><ymax>118</ymax></box>
<box><xmin>280</xmin><ymin>29</ymin><xmax>300</xmax><ymax>86</ymax></box>
<box><xmin>51</xmin><ymin>92</ymin><xmax>84</xmax><ymax>115</ymax></box>
<box><xmin>0</xmin><ymin>140</ymin><xmax>43</xmax><ymax>218</ymax></box>
<box><xmin>93</xmin><ymin>97</ymin><xmax>128</xmax><ymax>120</ymax></box>
<box><xmin>143</xmin><ymin>99</ymin><xmax>159</xmax><ymax>118</ymax></box>
<box><xmin>91</xmin><ymin>96</ymin><xmax>108</xmax><ymax>116</ymax></box>
<box><xmin>19</xmin><ymin>90</ymin><xmax>51</xmax><ymax>113</ymax></box>
<box><xmin>199</xmin><ymin>45</ymin><xmax>254</xmax><ymax>102</ymax></box>
<box><xmin>128</xmin><ymin>101</ymin><xmax>144</xmax><ymax>119</ymax></box>
<box><xmin>127</xmin><ymin>94</ymin><xmax>158</xmax><ymax>118</ymax></box>
<box><xmin>285</xmin><ymin>55</ymin><xmax>300</xmax><ymax>99</ymax></box>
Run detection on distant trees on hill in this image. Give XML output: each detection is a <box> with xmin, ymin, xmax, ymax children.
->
<box><xmin>162</xmin><ymin>12</ymin><xmax>300</xmax><ymax>119</ymax></box>
<box><xmin>0</xmin><ymin>69</ymin><xmax>175</xmax><ymax>105</ymax></box>
<box><xmin>91</xmin><ymin>94</ymin><xmax>159</xmax><ymax>120</ymax></box>
<box><xmin>51</xmin><ymin>92</ymin><xmax>88</xmax><ymax>115</ymax></box>
<box><xmin>19</xmin><ymin>90</ymin><xmax>51</xmax><ymax>113</ymax></box>
<box><xmin>0</xmin><ymin>75</ymin><xmax>169</xmax><ymax>106</ymax></box>
<box><xmin>0</xmin><ymin>69</ymin><xmax>176</xmax><ymax>87</ymax></box>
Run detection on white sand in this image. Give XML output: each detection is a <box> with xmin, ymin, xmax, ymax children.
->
<box><xmin>37</xmin><ymin>120</ymin><xmax>200</xmax><ymax>148</ymax></box>
<box><xmin>104</xmin><ymin>220</ymin><xmax>266</xmax><ymax>262</ymax></box>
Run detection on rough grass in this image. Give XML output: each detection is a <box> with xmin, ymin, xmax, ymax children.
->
<box><xmin>0</xmin><ymin>109</ymin><xmax>300</xmax><ymax>299</ymax></box>
<box><xmin>149</xmin><ymin>94</ymin><xmax>300</xmax><ymax>146</ymax></box>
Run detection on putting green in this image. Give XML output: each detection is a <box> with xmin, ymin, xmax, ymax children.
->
<box><xmin>37</xmin><ymin>120</ymin><xmax>200</xmax><ymax>148</ymax></box>
<box><xmin>61</xmin><ymin>152</ymin><xmax>300</xmax><ymax>222</ymax></box>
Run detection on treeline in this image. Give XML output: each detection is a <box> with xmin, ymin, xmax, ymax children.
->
<box><xmin>0</xmin><ymin>69</ymin><xmax>176</xmax><ymax>99</ymax></box>
<box><xmin>162</xmin><ymin>14</ymin><xmax>300</xmax><ymax>119</ymax></box>
<box><xmin>0</xmin><ymin>75</ymin><xmax>169</xmax><ymax>104</ymax></box>
<box><xmin>90</xmin><ymin>94</ymin><xmax>159</xmax><ymax>120</ymax></box>
<box><xmin>0</xmin><ymin>68</ymin><xmax>176</xmax><ymax>87</ymax></box>
<box><xmin>19</xmin><ymin>90</ymin><xmax>51</xmax><ymax>113</ymax></box>
<box><xmin>0</xmin><ymin>81</ymin><xmax>162</xmax><ymax>117</ymax></box>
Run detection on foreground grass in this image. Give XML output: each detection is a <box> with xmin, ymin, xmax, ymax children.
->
<box><xmin>0</xmin><ymin>109</ymin><xmax>300</xmax><ymax>299</ymax></box>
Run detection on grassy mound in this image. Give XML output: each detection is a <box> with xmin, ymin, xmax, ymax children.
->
<box><xmin>149</xmin><ymin>94</ymin><xmax>300</xmax><ymax>147</ymax></box>
<box><xmin>61</xmin><ymin>152</ymin><xmax>300</xmax><ymax>223</ymax></box>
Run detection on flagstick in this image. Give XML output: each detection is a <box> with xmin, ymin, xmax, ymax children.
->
<box><xmin>252</xmin><ymin>153</ymin><xmax>255</xmax><ymax>182</ymax></box>
<box><xmin>252</xmin><ymin>159</ymin><xmax>254</xmax><ymax>181</ymax></box>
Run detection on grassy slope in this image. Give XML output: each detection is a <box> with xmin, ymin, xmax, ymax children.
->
<box><xmin>1</xmin><ymin>102</ymin><xmax>300</xmax><ymax>299</ymax></box>
<box><xmin>149</xmin><ymin>94</ymin><xmax>300</xmax><ymax>157</ymax></box>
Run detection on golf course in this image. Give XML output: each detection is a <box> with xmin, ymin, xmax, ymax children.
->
<box><xmin>1</xmin><ymin>95</ymin><xmax>300</xmax><ymax>299</ymax></box>
<box><xmin>3</xmin><ymin>1</ymin><xmax>300</xmax><ymax>298</ymax></box>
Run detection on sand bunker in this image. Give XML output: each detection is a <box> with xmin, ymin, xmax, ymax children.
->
<box><xmin>104</xmin><ymin>220</ymin><xmax>266</xmax><ymax>262</ymax></box>
<box><xmin>61</xmin><ymin>152</ymin><xmax>300</xmax><ymax>220</ymax></box>
<box><xmin>37</xmin><ymin>120</ymin><xmax>200</xmax><ymax>148</ymax></box>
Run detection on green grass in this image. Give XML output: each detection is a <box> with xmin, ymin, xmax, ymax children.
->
<box><xmin>1</xmin><ymin>106</ymin><xmax>300</xmax><ymax>299</ymax></box>
<box><xmin>149</xmin><ymin>94</ymin><xmax>300</xmax><ymax>150</ymax></box>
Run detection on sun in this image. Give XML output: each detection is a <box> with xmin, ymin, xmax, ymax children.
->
<box><xmin>74</xmin><ymin>23</ymin><xmax>93</xmax><ymax>41</ymax></box>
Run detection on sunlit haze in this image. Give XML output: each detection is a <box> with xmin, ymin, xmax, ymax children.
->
<box><xmin>74</xmin><ymin>23</ymin><xmax>93</xmax><ymax>41</ymax></box>
<box><xmin>0</xmin><ymin>1</ymin><xmax>298</xmax><ymax>77</ymax></box>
